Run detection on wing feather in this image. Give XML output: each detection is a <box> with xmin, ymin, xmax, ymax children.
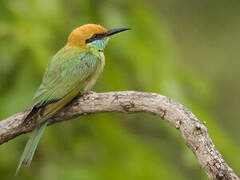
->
<box><xmin>27</xmin><ymin>46</ymin><xmax>100</xmax><ymax>123</ymax></box>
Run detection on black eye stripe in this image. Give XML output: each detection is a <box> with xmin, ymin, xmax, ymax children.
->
<box><xmin>95</xmin><ymin>33</ymin><xmax>105</xmax><ymax>39</ymax></box>
<box><xmin>86</xmin><ymin>33</ymin><xmax>106</xmax><ymax>43</ymax></box>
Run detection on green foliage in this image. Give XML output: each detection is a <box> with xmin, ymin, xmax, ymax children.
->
<box><xmin>0</xmin><ymin>0</ymin><xmax>239</xmax><ymax>179</ymax></box>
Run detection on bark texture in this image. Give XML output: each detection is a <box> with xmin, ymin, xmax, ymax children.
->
<box><xmin>0</xmin><ymin>91</ymin><xmax>239</xmax><ymax>180</ymax></box>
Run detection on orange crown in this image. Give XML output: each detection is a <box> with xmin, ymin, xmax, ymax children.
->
<box><xmin>67</xmin><ymin>24</ymin><xmax>107</xmax><ymax>47</ymax></box>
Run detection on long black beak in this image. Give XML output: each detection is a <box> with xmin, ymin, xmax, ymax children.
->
<box><xmin>106</xmin><ymin>28</ymin><xmax>131</xmax><ymax>37</ymax></box>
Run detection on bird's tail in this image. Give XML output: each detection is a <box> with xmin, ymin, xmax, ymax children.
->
<box><xmin>16</xmin><ymin>121</ymin><xmax>48</xmax><ymax>175</ymax></box>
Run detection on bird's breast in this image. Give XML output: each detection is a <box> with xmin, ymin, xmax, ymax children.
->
<box><xmin>83</xmin><ymin>52</ymin><xmax>105</xmax><ymax>92</ymax></box>
<box><xmin>99</xmin><ymin>52</ymin><xmax>105</xmax><ymax>70</ymax></box>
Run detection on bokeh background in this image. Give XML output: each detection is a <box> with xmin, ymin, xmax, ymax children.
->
<box><xmin>0</xmin><ymin>0</ymin><xmax>239</xmax><ymax>179</ymax></box>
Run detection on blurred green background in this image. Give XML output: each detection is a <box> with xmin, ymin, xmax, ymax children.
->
<box><xmin>0</xmin><ymin>0</ymin><xmax>239</xmax><ymax>179</ymax></box>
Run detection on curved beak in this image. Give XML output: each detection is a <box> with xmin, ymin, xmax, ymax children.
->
<box><xmin>106</xmin><ymin>28</ymin><xmax>131</xmax><ymax>37</ymax></box>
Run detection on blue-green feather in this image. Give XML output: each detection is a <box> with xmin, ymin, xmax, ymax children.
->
<box><xmin>16</xmin><ymin>44</ymin><xmax>103</xmax><ymax>174</ymax></box>
<box><xmin>16</xmin><ymin>122</ymin><xmax>48</xmax><ymax>175</ymax></box>
<box><xmin>88</xmin><ymin>38</ymin><xmax>109</xmax><ymax>50</ymax></box>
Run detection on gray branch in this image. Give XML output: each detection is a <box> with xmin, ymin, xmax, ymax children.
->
<box><xmin>0</xmin><ymin>91</ymin><xmax>239</xmax><ymax>180</ymax></box>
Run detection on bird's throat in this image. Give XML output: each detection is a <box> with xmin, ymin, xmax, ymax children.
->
<box><xmin>87</xmin><ymin>38</ymin><xmax>109</xmax><ymax>51</ymax></box>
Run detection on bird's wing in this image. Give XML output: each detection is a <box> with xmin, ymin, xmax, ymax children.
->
<box><xmin>27</xmin><ymin>46</ymin><xmax>100</xmax><ymax>123</ymax></box>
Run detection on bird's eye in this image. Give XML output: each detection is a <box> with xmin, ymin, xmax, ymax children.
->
<box><xmin>86</xmin><ymin>33</ymin><xmax>105</xmax><ymax>43</ymax></box>
<box><xmin>92</xmin><ymin>34</ymin><xmax>97</xmax><ymax>39</ymax></box>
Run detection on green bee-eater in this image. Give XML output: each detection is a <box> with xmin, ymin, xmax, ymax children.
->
<box><xmin>16</xmin><ymin>24</ymin><xmax>130</xmax><ymax>174</ymax></box>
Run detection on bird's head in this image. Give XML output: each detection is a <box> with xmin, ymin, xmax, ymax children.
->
<box><xmin>67</xmin><ymin>24</ymin><xmax>130</xmax><ymax>50</ymax></box>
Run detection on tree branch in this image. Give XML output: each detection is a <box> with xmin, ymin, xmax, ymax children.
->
<box><xmin>0</xmin><ymin>91</ymin><xmax>239</xmax><ymax>180</ymax></box>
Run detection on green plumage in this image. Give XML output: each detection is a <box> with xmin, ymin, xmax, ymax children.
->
<box><xmin>16</xmin><ymin>24</ymin><xmax>130</xmax><ymax>174</ymax></box>
<box><xmin>16</xmin><ymin>43</ymin><xmax>106</xmax><ymax>173</ymax></box>
<box><xmin>16</xmin><ymin>122</ymin><xmax>48</xmax><ymax>174</ymax></box>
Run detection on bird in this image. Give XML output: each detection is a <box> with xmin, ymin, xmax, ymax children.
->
<box><xmin>16</xmin><ymin>24</ymin><xmax>130</xmax><ymax>174</ymax></box>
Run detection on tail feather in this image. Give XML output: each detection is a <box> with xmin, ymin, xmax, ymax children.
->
<box><xmin>16</xmin><ymin>87</ymin><xmax>79</xmax><ymax>175</ymax></box>
<box><xmin>16</xmin><ymin>122</ymin><xmax>48</xmax><ymax>175</ymax></box>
